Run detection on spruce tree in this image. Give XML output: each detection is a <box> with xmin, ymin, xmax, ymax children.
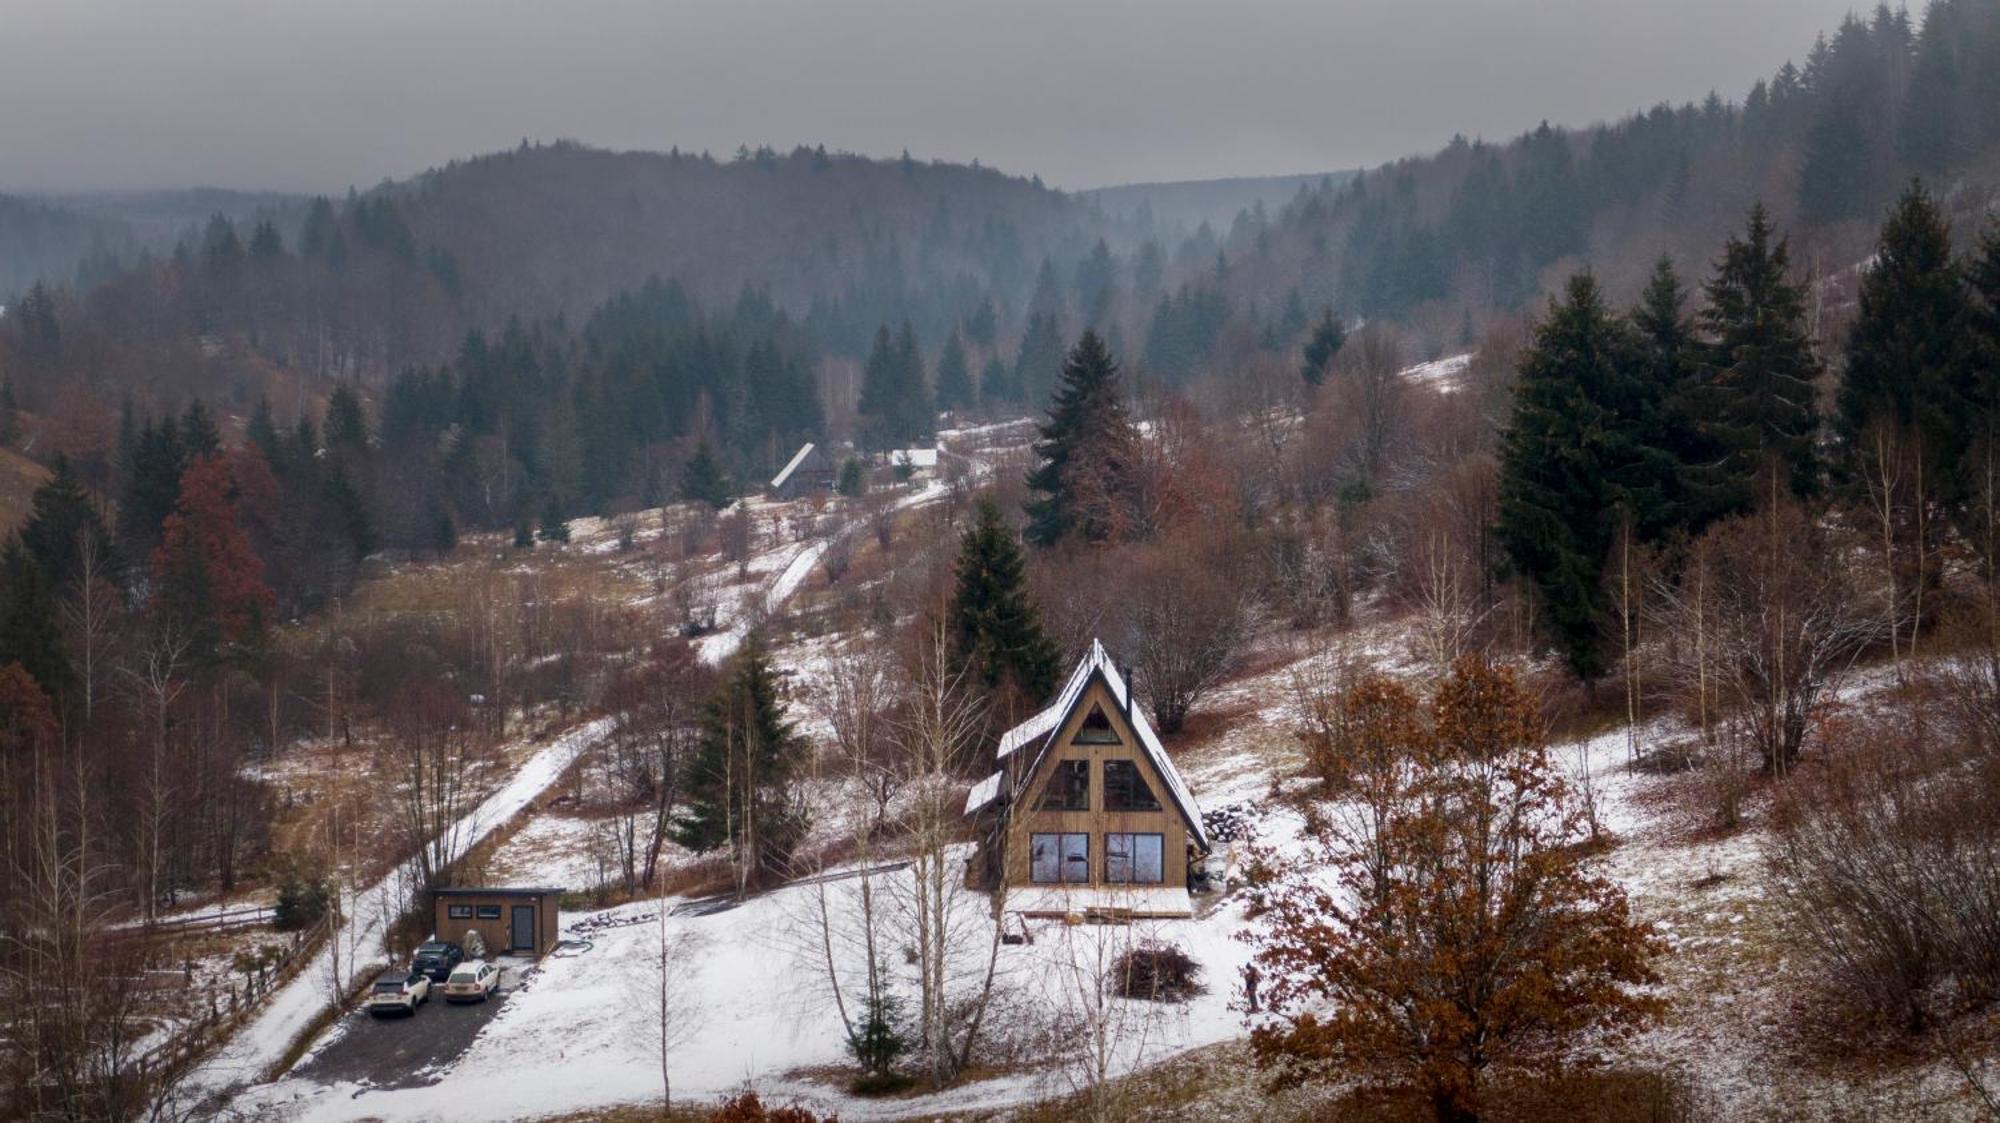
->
<box><xmin>1691</xmin><ymin>205</ymin><xmax>1824</xmax><ymax>511</ymax></box>
<box><xmin>935</xmin><ymin>329</ymin><xmax>974</xmax><ymax>413</ymax></box>
<box><xmin>1836</xmin><ymin>183</ymin><xmax>1970</xmax><ymax>496</ymax></box>
<box><xmin>857</xmin><ymin>325</ymin><xmax>904</xmax><ymax>449</ymax></box>
<box><xmin>1962</xmin><ymin>224</ymin><xmax>2000</xmax><ymax>573</ymax></box>
<box><xmin>1300</xmin><ymin>309</ymin><xmax>1348</xmax><ymax>386</ymax></box>
<box><xmin>0</xmin><ymin>536</ymin><xmax>68</xmax><ymax>699</ymax></box>
<box><xmin>681</xmin><ymin>442</ymin><xmax>732</xmax><ymax>510</ymax></box>
<box><xmin>1024</xmin><ymin>330</ymin><xmax>1142</xmax><ymax>547</ymax></box>
<box><xmin>20</xmin><ymin>455</ymin><xmax>116</xmax><ymax>592</ymax></box>
<box><xmin>0</xmin><ymin>377</ymin><xmax>18</xmax><ymax>446</ymax></box>
<box><xmin>979</xmin><ymin>356</ymin><xmax>1013</xmax><ymax>405</ymax></box>
<box><xmin>1013</xmin><ymin>312</ymin><xmax>1065</xmax><ymax>407</ymax></box>
<box><xmin>118</xmin><ymin>416</ymin><xmax>188</xmax><ymax>563</ymax></box>
<box><xmin>893</xmin><ymin>321</ymin><xmax>933</xmax><ymax>442</ymax></box>
<box><xmin>324</xmin><ymin>384</ymin><xmax>370</xmax><ymax>450</ymax></box>
<box><xmin>1497</xmin><ymin>275</ymin><xmax>1642</xmax><ymax>682</ymax></box>
<box><xmin>672</xmin><ymin>643</ymin><xmax>808</xmax><ymax>887</ymax></box>
<box><xmin>950</xmin><ymin>498</ymin><xmax>1060</xmax><ymax>701</ymax></box>
<box><xmin>182</xmin><ymin>400</ymin><xmax>222</xmax><ymax>460</ymax></box>
<box><xmin>1631</xmin><ymin>258</ymin><xmax>1712</xmax><ymax>534</ymax></box>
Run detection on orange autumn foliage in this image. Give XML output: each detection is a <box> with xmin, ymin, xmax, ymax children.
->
<box><xmin>1246</xmin><ymin>658</ymin><xmax>1662</xmax><ymax>1123</ymax></box>
<box><xmin>150</xmin><ymin>452</ymin><xmax>276</xmax><ymax>648</ymax></box>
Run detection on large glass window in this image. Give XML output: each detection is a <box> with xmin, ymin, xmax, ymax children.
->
<box><xmin>1074</xmin><ymin>704</ymin><xmax>1122</xmax><ymax>745</ymax></box>
<box><xmin>1030</xmin><ymin>833</ymin><xmax>1092</xmax><ymax>883</ymax></box>
<box><xmin>1103</xmin><ymin>760</ymin><xmax>1161</xmax><ymax>811</ymax></box>
<box><xmin>1104</xmin><ymin>833</ymin><xmax>1165</xmax><ymax>884</ymax></box>
<box><xmin>1039</xmin><ymin>760</ymin><xmax>1090</xmax><ymax>811</ymax></box>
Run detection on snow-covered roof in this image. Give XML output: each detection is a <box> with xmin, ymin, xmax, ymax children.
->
<box><xmin>892</xmin><ymin>447</ymin><xmax>939</xmax><ymax>469</ymax></box>
<box><xmin>772</xmin><ymin>439</ymin><xmax>820</xmax><ymax>487</ymax></box>
<box><xmin>769</xmin><ymin>442</ymin><xmax>817</xmax><ymax>490</ymax></box>
<box><xmin>964</xmin><ymin>770</ymin><xmax>1003</xmax><ymax>816</ymax></box>
<box><xmin>984</xmin><ymin>638</ymin><xmax>1210</xmax><ymax>852</ymax></box>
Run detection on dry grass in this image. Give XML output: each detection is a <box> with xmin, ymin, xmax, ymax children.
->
<box><xmin>0</xmin><ymin>445</ymin><xmax>51</xmax><ymax>536</ymax></box>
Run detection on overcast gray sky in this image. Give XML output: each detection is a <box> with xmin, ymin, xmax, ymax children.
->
<box><xmin>0</xmin><ymin>0</ymin><xmax>1862</xmax><ymax>194</ymax></box>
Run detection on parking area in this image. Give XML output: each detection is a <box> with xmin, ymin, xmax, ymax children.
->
<box><xmin>289</xmin><ymin>960</ymin><xmax>531</xmax><ymax>1090</ymax></box>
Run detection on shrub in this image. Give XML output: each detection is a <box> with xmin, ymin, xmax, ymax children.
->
<box><xmin>1109</xmin><ymin>940</ymin><xmax>1206</xmax><ymax>1003</ymax></box>
<box><xmin>712</xmin><ymin>1091</ymin><xmax>836</xmax><ymax>1122</ymax></box>
<box><xmin>273</xmin><ymin>868</ymin><xmax>332</xmax><ymax>931</ymax></box>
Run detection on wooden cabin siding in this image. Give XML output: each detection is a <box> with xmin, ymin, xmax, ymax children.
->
<box><xmin>1001</xmin><ymin>679</ymin><xmax>1191</xmax><ymax>889</ymax></box>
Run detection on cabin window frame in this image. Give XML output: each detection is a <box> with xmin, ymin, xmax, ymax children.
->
<box><xmin>447</xmin><ymin>904</ymin><xmax>473</xmax><ymax>920</ymax></box>
<box><xmin>1102</xmin><ymin>759</ymin><xmax>1161</xmax><ymax>811</ymax></box>
<box><xmin>474</xmin><ymin>904</ymin><xmax>503</xmax><ymax>920</ymax></box>
<box><xmin>1074</xmin><ymin>704</ymin><xmax>1123</xmax><ymax>745</ymax></box>
<box><xmin>1104</xmin><ymin>832</ymin><xmax>1165</xmax><ymax>885</ymax></box>
<box><xmin>1039</xmin><ymin>759</ymin><xmax>1090</xmax><ymax>811</ymax></box>
<box><xmin>1030</xmin><ymin>832</ymin><xmax>1092</xmax><ymax>884</ymax></box>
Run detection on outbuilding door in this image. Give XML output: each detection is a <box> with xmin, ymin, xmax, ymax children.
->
<box><xmin>511</xmin><ymin>905</ymin><xmax>535</xmax><ymax>953</ymax></box>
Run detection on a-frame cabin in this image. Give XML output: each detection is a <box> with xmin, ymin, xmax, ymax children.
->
<box><xmin>964</xmin><ymin>639</ymin><xmax>1211</xmax><ymax>919</ymax></box>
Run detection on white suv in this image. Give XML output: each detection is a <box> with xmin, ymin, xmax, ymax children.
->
<box><xmin>442</xmin><ymin>960</ymin><xmax>500</xmax><ymax>1003</ymax></box>
<box><xmin>366</xmin><ymin>972</ymin><xmax>430</xmax><ymax>1015</ymax></box>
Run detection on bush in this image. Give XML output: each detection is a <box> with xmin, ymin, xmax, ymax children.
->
<box><xmin>1768</xmin><ymin>693</ymin><xmax>2000</xmax><ymax>1038</ymax></box>
<box><xmin>712</xmin><ymin>1091</ymin><xmax>836</xmax><ymax>1122</ymax></box>
<box><xmin>273</xmin><ymin>869</ymin><xmax>332</xmax><ymax>931</ymax></box>
<box><xmin>1109</xmin><ymin>940</ymin><xmax>1206</xmax><ymax>1003</ymax></box>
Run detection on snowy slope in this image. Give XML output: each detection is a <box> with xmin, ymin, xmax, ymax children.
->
<box><xmin>183</xmin><ymin>718</ymin><xmax>614</xmax><ymax>1106</ymax></box>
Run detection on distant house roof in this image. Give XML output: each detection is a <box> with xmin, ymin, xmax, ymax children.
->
<box><xmin>968</xmin><ymin>638</ymin><xmax>1209</xmax><ymax>852</ymax></box>
<box><xmin>891</xmin><ymin>447</ymin><xmax>939</xmax><ymax>469</ymax></box>
<box><xmin>770</xmin><ymin>442</ymin><xmax>817</xmax><ymax>490</ymax></box>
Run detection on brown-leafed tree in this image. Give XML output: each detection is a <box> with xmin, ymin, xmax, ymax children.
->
<box><xmin>1247</xmin><ymin>659</ymin><xmax>1661</xmax><ymax>1122</ymax></box>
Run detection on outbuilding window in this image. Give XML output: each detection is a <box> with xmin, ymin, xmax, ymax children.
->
<box><xmin>1030</xmin><ymin>832</ymin><xmax>1091</xmax><ymax>883</ymax></box>
<box><xmin>447</xmin><ymin>904</ymin><xmax>473</xmax><ymax>920</ymax></box>
<box><xmin>1105</xmin><ymin>833</ymin><xmax>1164</xmax><ymax>884</ymax></box>
<box><xmin>475</xmin><ymin>905</ymin><xmax>502</xmax><ymax>920</ymax></box>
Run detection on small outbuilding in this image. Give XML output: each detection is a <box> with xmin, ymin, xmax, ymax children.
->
<box><xmin>963</xmin><ymin>639</ymin><xmax>1211</xmax><ymax>919</ymax></box>
<box><xmin>432</xmin><ymin>887</ymin><xmax>563</xmax><ymax>958</ymax></box>
<box><xmin>769</xmin><ymin>442</ymin><xmax>835</xmax><ymax>499</ymax></box>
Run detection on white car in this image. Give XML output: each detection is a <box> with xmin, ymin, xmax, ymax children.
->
<box><xmin>442</xmin><ymin>960</ymin><xmax>500</xmax><ymax>1003</ymax></box>
<box><xmin>366</xmin><ymin>972</ymin><xmax>430</xmax><ymax>1015</ymax></box>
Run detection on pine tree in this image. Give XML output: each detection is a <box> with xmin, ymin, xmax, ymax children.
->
<box><xmin>118</xmin><ymin>416</ymin><xmax>189</xmax><ymax>564</ymax></box>
<box><xmin>324</xmin><ymin>384</ymin><xmax>370</xmax><ymax>450</ymax></box>
<box><xmin>20</xmin><ymin>455</ymin><xmax>116</xmax><ymax>592</ymax></box>
<box><xmin>1497</xmin><ymin>275</ymin><xmax>1644</xmax><ymax>681</ymax></box>
<box><xmin>537</xmin><ymin>500</ymin><xmax>571</xmax><ymax>543</ymax></box>
<box><xmin>1692</xmin><ymin>205</ymin><xmax>1824</xmax><ymax>510</ymax></box>
<box><xmin>1300</xmin><ymin>309</ymin><xmax>1348</xmax><ymax>386</ymax></box>
<box><xmin>935</xmin><ymin>329</ymin><xmax>974</xmax><ymax>413</ymax></box>
<box><xmin>672</xmin><ymin>644</ymin><xmax>808</xmax><ymax>889</ymax></box>
<box><xmin>681</xmin><ymin>442</ymin><xmax>732</xmax><ymax>510</ymax></box>
<box><xmin>836</xmin><ymin>458</ymin><xmax>865</xmax><ymax>498</ymax></box>
<box><xmin>978</xmin><ymin>356</ymin><xmax>1013</xmax><ymax>405</ymax></box>
<box><xmin>1837</xmin><ymin>183</ymin><xmax>1970</xmax><ymax>495</ymax></box>
<box><xmin>1631</xmin><ymin>258</ymin><xmax>1712</xmax><ymax>535</ymax></box>
<box><xmin>1012</xmin><ymin>312</ymin><xmax>1065</xmax><ymax>413</ymax></box>
<box><xmin>247</xmin><ymin>396</ymin><xmax>282</xmax><ymax>462</ymax></box>
<box><xmin>1799</xmin><ymin>93</ymin><xmax>1874</xmax><ymax>226</ymax></box>
<box><xmin>0</xmin><ymin>377</ymin><xmax>18</xmax><ymax>446</ymax></box>
<box><xmin>893</xmin><ymin>321</ymin><xmax>932</xmax><ymax>441</ymax></box>
<box><xmin>1024</xmin><ymin>330</ymin><xmax>1142</xmax><ymax>547</ymax></box>
<box><xmin>0</xmin><ymin>536</ymin><xmax>69</xmax><ymax>699</ymax></box>
<box><xmin>857</xmin><ymin>325</ymin><xmax>901</xmax><ymax>449</ymax></box>
<box><xmin>182</xmin><ymin>400</ymin><xmax>222</xmax><ymax>460</ymax></box>
<box><xmin>950</xmin><ymin>498</ymin><xmax>1060</xmax><ymax>701</ymax></box>
<box><xmin>1075</xmin><ymin>239</ymin><xmax>1116</xmax><ymax>327</ymax></box>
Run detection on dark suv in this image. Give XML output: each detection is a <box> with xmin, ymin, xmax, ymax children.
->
<box><xmin>410</xmin><ymin>940</ymin><xmax>464</xmax><ymax>983</ymax></box>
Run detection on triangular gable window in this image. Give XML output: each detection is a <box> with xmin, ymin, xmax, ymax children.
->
<box><xmin>1074</xmin><ymin>703</ymin><xmax>1122</xmax><ymax>745</ymax></box>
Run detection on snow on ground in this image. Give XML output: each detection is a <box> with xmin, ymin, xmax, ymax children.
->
<box><xmin>237</xmin><ymin>850</ymin><xmax>1271</xmax><ymax>1123</ymax></box>
<box><xmin>184</xmin><ymin>718</ymin><xmax>614</xmax><ymax>1106</ymax></box>
<box><xmin>1399</xmin><ymin>352</ymin><xmax>1473</xmax><ymax>393</ymax></box>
